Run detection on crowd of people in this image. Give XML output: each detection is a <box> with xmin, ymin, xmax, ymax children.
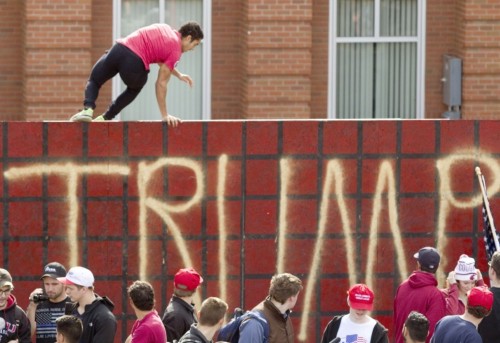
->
<box><xmin>0</xmin><ymin>247</ymin><xmax>499</xmax><ymax>343</ymax></box>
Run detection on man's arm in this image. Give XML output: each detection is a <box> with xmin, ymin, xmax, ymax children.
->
<box><xmin>25</xmin><ymin>302</ymin><xmax>37</xmax><ymax>338</ymax></box>
<box><xmin>25</xmin><ymin>287</ymin><xmax>43</xmax><ymax>338</ymax></box>
<box><xmin>155</xmin><ymin>63</ymin><xmax>181</xmax><ymax>127</ymax></box>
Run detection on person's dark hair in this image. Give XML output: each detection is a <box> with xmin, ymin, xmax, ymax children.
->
<box><xmin>56</xmin><ymin>315</ymin><xmax>83</xmax><ymax>343</ymax></box>
<box><xmin>489</xmin><ymin>251</ymin><xmax>500</xmax><ymax>277</ymax></box>
<box><xmin>269</xmin><ymin>273</ymin><xmax>303</xmax><ymax>304</ymax></box>
<box><xmin>198</xmin><ymin>297</ymin><xmax>228</xmax><ymax>326</ymax></box>
<box><xmin>404</xmin><ymin>311</ymin><xmax>429</xmax><ymax>342</ymax></box>
<box><xmin>128</xmin><ymin>280</ymin><xmax>155</xmax><ymax>311</ymax></box>
<box><xmin>467</xmin><ymin>305</ymin><xmax>491</xmax><ymax>319</ymax></box>
<box><xmin>179</xmin><ymin>21</ymin><xmax>204</xmax><ymax>41</ymax></box>
<box><xmin>419</xmin><ymin>265</ymin><xmax>437</xmax><ymax>274</ymax></box>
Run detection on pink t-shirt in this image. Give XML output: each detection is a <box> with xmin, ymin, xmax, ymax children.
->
<box><xmin>130</xmin><ymin>310</ymin><xmax>167</xmax><ymax>343</ymax></box>
<box><xmin>118</xmin><ymin>23</ymin><xmax>182</xmax><ymax>71</ymax></box>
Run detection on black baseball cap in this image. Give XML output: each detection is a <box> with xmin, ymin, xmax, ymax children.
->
<box><xmin>414</xmin><ymin>247</ymin><xmax>440</xmax><ymax>272</ymax></box>
<box><xmin>41</xmin><ymin>262</ymin><xmax>67</xmax><ymax>280</ymax></box>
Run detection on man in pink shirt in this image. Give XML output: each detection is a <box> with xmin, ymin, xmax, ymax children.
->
<box><xmin>70</xmin><ymin>22</ymin><xmax>203</xmax><ymax>125</ymax></box>
<box><xmin>125</xmin><ymin>280</ymin><xmax>167</xmax><ymax>343</ymax></box>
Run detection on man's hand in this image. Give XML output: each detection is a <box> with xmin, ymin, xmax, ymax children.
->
<box><xmin>177</xmin><ymin>73</ymin><xmax>193</xmax><ymax>87</ymax></box>
<box><xmin>28</xmin><ymin>288</ymin><xmax>43</xmax><ymax>304</ymax></box>
<box><xmin>163</xmin><ymin>114</ymin><xmax>182</xmax><ymax>127</ymax></box>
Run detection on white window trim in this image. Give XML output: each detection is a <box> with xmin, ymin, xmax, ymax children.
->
<box><xmin>328</xmin><ymin>0</ymin><xmax>426</xmax><ymax>119</ymax></box>
<box><xmin>111</xmin><ymin>0</ymin><xmax>211</xmax><ymax>120</ymax></box>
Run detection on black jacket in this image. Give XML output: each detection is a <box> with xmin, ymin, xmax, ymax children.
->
<box><xmin>162</xmin><ymin>296</ymin><xmax>198</xmax><ymax>343</ymax></box>
<box><xmin>0</xmin><ymin>295</ymin><xmax>31</xmax><ymax>343</ymax></box>
<box><xmin>479</xmin><ymin>286</ymin><xmax>500</xmax><ymax>343</ymax></box>
<box><xmin>321</xmin><ymin>315</ymin><xmax>388</xmax><ymax>343</ymax></box>
<box><xmin>66</xmin><ymin>294</ymin><xmax>117</xmax><ymax>343</ymax></box>
<box><xmin>178</xmin><ymin>324</ymin><xmax>210</xmax><ymax>343</ymax></box>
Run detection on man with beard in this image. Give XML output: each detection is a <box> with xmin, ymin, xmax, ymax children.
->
<box><xmin>27</xmin><ymin>262</ymin><xmax>71</xmax><ymax>343</ymax></box>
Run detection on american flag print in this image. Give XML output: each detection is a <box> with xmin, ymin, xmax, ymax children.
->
<box><xmin>481</xmin><ymin>175</ymin><xmax>498</xmax><ymax>261</ymax></box>
<box><xmin>345</xmin><ymin>334</ymin><xmax>368</xmax><ymax>343</ymax></box>
<box><xmin>35</xmin><ymin>306</ymin><xmax>65</xmax><ymax>340</ymax></box>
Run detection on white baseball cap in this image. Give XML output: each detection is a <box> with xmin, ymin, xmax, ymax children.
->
<box><xmin>57</xmin><ymin>266</ymin><xmax>94</xmax><ymax>287</ymax></box>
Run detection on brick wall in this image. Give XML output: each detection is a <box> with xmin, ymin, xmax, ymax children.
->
<box><xmin>242</xmin><ymin>0</ymin><xmax>313</xmax><ymax>118</ymax></box>
<box><xmin>91</xmin><ymin>0</ymin><xmax>113</xmax><ymax>117</ymax></box>
<box><xmin>311</xmin><ymin>0</ymin><xmax>329</xmax><ymax>119</ymax></box>
<box><xmin>22</xmin><ymin>0</ymin><xmax>92</xmax><ymax>120</ymax></box>
<box><xmin>0</xmin><ymin>1</ymin><xmax>23</xmax><ymax>120</ymax></box>
<box><xmin>2</xmin><ymin>0</ymin><xmax>500</xmax><ymax>121</ymax></box>
<box><xmin>211</xmin><ymin>0</ymin><xmax>244</xmax><ymax>119</ymax></box>
<box><xmin>460</xmin><ymin>0</ymin><xmax>500</xmax><ymax>119</ymax></box>
<box><xmin>1</xmin><ymin>120</ymin><xmax>500</xmax><ymax>343</ymax></box>
<box><xmin>425</xmin><ymin>0</ymin><xmax>456</xmax><ymax>118</ymax></box>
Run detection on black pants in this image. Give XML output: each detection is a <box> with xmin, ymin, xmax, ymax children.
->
<box><xmin>84</xmin><ymin>43</ymin><xmax>149</xmax><ymax>120</ymax></box>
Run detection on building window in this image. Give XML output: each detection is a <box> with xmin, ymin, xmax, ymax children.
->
<box><xmin>328</xmin><ymin>0</ymin><xmax>425</xmax><ymax>119</ymax></box>
<box><xmin>113</xmin><ymin>0</ymin><xmax>211</xmax><ymax>120</ymax></box>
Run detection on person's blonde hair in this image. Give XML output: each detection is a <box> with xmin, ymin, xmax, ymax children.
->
<box><xmin>198</xmin><ymin>297</ymin><xmax>228</xmax><ymax>326</ymax></box>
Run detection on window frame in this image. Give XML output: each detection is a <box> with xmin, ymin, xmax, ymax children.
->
<box><xmin>327</xmin><ymin>0</ymin><xmax>427</xmax><ymax>119</ymax></box>
<box><xmin>112</xmin><ymin>0</ymin><xmax>212</xmax><ymax>120</ymax></box>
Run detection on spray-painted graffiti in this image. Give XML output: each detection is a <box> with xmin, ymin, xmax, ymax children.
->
<box><xmin>4</xmin><ymin>149</ymin><xmax>500</xmax><ymax>341</ymax></box>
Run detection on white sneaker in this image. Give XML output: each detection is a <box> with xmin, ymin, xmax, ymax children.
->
<box><xmin>70</xmin><ymin>108</ymin><xmax>93</xmax><ymax>122</ymax></box>
<box><xmin>93</xmin><ymin>114</ymin><xmax>106</xmax><ymax>122</ymax></box>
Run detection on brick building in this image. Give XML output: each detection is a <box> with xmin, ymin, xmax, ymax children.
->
<box><xmin>1</xmin><ymin>0</ymin><xmax>499</xmax><ymax>121</ymax></box>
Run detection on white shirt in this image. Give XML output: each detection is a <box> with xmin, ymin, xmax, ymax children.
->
<box><xmin>336</xmin><ymin>314</ymin><xmax>377</xmax><ymax>343</ymax></box>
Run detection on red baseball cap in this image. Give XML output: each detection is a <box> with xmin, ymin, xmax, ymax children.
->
<box><xmin>468</xmin><ymin>286</ymin><xmax>493</xmax><ymax>311</ymax></box>
<box><xmin>348</xmin><ymin>284</ymin><xmax>374</xmax><ymax>311</ymax></box>
<box><xmin>174</xmin><ymin>268</ymin><xmax>203</xmax><ymax>291</ymax></box>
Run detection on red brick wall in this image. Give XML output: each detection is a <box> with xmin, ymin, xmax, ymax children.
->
<box><xmin>91</xmin><ymin>0</ymin><xmax>113</xmax><ymax>117</ymax></box>
<box><xmin>2</xmin><ymin>0</ymin><xmax>500</xmax><ymax>120</ymax></box>
<box><xmin>425</xmin><ymin>0</ymin><xmax>456</xmax><ymax>118</ymax></box>
<box><xmin>311</xmin><ymin>0</ymin><xmax>329</xmax><ymax>119</ymax></box>
<box><xmin>22</xmin><ymin>0</ymin><xmax>92</xmax><ymax>120</ymax></box>
<box><xmin>2</xmin><ymin>120</ymin><xmax>500</xmax><ymax>342</ymax></box>
<box><xmin>460</xmin><ymin>0</ymin><xmax>500</xmax><ymax>119</ymax></box>
<box><xmin>242</xmin><ymin>0</ymin><xmax>313</xmax><ymax>119</ymax></box>
<box><xmin>211</xmin><ymin>0</ymin><xmax>244</xmax><ymax>119</ymax></box>
<box><xmin>0</xmin><ymin>0</ymin><xmax>23</xmax><ymax>120</ymax></box>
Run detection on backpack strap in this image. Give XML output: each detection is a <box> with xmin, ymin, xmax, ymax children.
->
<box><xmin>246</xmin><ymin>310</ymin><xmax>269</xmax><ymax>343</ymax></box>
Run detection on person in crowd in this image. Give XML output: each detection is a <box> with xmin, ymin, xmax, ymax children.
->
<box><xmin>321</xmin><ymin>284</ymin><xmax>388</xmax><ymax>343</ymax></box>
<box><xmin>239</xmin><ymin>272</ymin><xmax>303</xmax><ymax>343</ymax></box>
<box><xmin>431</xmin><ymin>286</ymin><xmax>493</xmax><ymax>343</ymax></box>
<box><xmin>394</xmin><ymin>247</ymin><xmax>446</xmax><ymax>343</ymax></box>
<box><xmin>478</xmin><ymin>251</ymin><xmax>500</xmax><ymax>342</ymax></box>
<box><xmin>55</xmin><ymin>315</ymin><xmax>83</xmax><ymax>343</ymax></box>
<box><xmin>402</xmin><ymin>311</ymin><xmax>429</xmax><ymax>343</ymax></box>
<box><xmin>441</xmin><ymin>254</ymin><xmax>484</xmax><ymax>315</ymax></box>
<box><xmin>162</xmin><ymin>267</ymin><xmax>204</xmax><ymax>342</ymax></box>
<box><xmin>125</xmin><ymin>280</ymin><xmax>166</xmax><ymax>343</ymax></box>
<box><xmin>26</xmin><ymin>262</ymin><xmax>71</xmax><ymax>343</ymax></box>
<box><xmin>58</xmin><ymin>266</ymin><xmax>117</xmax><ymax>343</ymax></box>
<box><xmin>0</xmin><ymin>268</ymin><xmax>31</xmax><ymax>343</ymax></box>
<box><xmin>178</xmin><ymin>297</ymin><xmax>228</xmax><ymax>343</ymax></box>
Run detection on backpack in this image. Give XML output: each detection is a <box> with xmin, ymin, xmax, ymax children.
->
<box><xmin>217</xmin><ymin>308</ymin><xmax>269</xmax><ymax>343</ymax></box>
